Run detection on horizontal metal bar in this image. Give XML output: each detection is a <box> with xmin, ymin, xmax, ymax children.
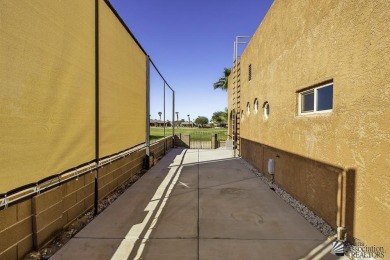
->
<box><xmin>149</xmin><ymin>58</ymin><xmax>174</xmax><ymax>92</ymax></box>
<box><xmin>103</xmin><ymin>0</ymin><xmax>147</xmax><ymax>56</ymax></box>
<box><xmin>0</xmin><ymin>142</ymin><xmax>148</xmax><ymax>211</ymax></box>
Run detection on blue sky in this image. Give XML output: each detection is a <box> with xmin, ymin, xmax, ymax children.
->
<box><xmin>110</xmin><ymin>0</ymin><xmax>274</xmax><ymax>122</ymax></box>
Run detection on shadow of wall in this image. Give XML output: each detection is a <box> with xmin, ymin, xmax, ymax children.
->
<box><xmin>0</xmin><ymin>138</ymin><xmax>174</xmax><ymax>259</ymax></box>
<box><xmin>174</xmin><ymin>134</ymin><xmax>190</xmax><ymax>148</ymax></box>
<box><xmin>241</xmin><ymin>138</ymin><xmax>355</xmax><ymax>241</ymax></box>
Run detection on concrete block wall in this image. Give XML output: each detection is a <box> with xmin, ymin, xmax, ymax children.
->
<box><xmin>0</xmin><ymin>200</ymin><xmax>33</xmax><ymax>260</ymax></box>
<box><xmin>98</xmin><ymin>149</ymin><xmax>145</xmax><ymax>200</ymax></box>
<box><xmin>0</xmin><ymin>139</ymin><xmax>172</xmax><ymax>259</ymax></box>
<box><xmin>150</xmin><ymin>137</ymin><xmax>173</xmax><ymax>164</ymax></box>
<box><xmin>32</xmin><ymin>187</ymin><xmax>64</xmax><ymax>249</ymax></box>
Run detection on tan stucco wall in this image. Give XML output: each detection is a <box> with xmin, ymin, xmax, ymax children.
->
<box><xmin>230</xmin><ymin>0</ymin><xmax>390</xmax><ymax>250</ymax></box>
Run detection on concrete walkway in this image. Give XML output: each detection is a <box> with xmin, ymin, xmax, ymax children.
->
<box><xmin>52</xmin><ymin>148</ymin><xmax>346</xmax><ymax>260</ymax></box>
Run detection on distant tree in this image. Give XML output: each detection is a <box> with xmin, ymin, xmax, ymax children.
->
<box><xmin>158</xmin><ymin>112</ymin><xmax>162</xmax><ymax>120</ymax></box>
<box><xmin>212</xmin><ymin>110</ymin><xmax>228</xmax><ymax>124</ymax></box>
<box><xmin>213</xmin><ymin>68</ymin><xmax>231</xmax><ymax>91</ymax></box>
<box><xmin>195</xmin><ymin>116</ymin><xmax>209</xmax><ymax>126</ymax></box>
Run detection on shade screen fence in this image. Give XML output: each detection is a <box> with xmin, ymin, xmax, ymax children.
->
<box><xmin>0</xmin><ymin>0</ymin><xmax>147</xmax><ymax>193</ymax></box>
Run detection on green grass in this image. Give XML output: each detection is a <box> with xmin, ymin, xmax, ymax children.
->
<box><xmin>150</xmin><ymin>127</ymin><xmax>227</xmax><ymax>142</ymax></box>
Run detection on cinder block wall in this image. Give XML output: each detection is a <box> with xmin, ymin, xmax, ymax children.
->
<box><xmin>150</xmin><ymin>137</ymin><xmax>173</xmax><ymax>165</ymax></box>
<box><xmin>0</xmin><ymin>140</ymin><xmax>172</xmax><ymax>259</ymax></box>
<box><xmin>98</xmin><ymin>149</ymin><xmax>145</xmax><ymax>200</ymax></box>
<box><xmin>32</xmin><ymin>187</ymin><xmax>64</xmax><ymax>249</ymax></box>
<box><xmin>0</xmin><ymin>200</ymin><xmax>33</xmax><ymax>260</ymax></box>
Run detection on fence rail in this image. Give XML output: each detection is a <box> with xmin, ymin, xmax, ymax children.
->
<box><xmin>175</xmin><ymin>131</ymin><xmax>228</xmax><ymax>149</ymax></box>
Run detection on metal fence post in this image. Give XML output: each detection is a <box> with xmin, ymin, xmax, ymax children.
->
<box><xmin>172</xmin><ymin>91</ymin><xmax>175</xmax><ymax>148</ymax></box>
<box><xmin>212</xmin><ymin>133</ymin><xmax>218</xmax><ymax>149</ymax></box>
<box><xmin>145</xmin><ymin>56</ymin><xmax>151</xmax><ymax>169</ymax></box>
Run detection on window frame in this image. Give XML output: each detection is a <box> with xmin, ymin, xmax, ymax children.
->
<box><xmin>298</xmin><ymin>82</ymin><xmax>333</xmax><ymax>115</ymax></box>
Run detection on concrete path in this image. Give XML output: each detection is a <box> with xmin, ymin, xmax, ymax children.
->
<box><xmin>52</xmin><ymin>148</ymin><xmax>346</xmax><ymax>260</ymax></box>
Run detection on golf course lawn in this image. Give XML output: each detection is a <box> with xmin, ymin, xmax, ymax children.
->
<box><xmin>150</xmin><ymin>127</ymin><xmax>227</xmax><ymax>141</ymax></box>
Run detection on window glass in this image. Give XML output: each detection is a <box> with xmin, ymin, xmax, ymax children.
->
<box><xmin>254</xmin><ymin>99</ymin><xmax>258</xmax><ymax>113</ymax></box>
<box><xmin>301</xmin><ymin>90</ymin><xmax>314</xmax><ymax>113</ymax></box>
<box><xmin>298</xmin><ymin>82</ymin><xmax>333</xmax><ymax>115</ymax></box>
<box><xmin>263</xmin><ymin>102</ymin><xmax>270</xmax><ymax>119</ymax></box>
<box><xmin>317</xmin><ymin>84</ymin><xmax>333</xmax><ymax>111</ymax></box>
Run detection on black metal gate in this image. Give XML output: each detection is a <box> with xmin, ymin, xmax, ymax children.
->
<box><xmin>190</xmin><ymin>131</ymin><xmax>212</xmax><ymax>149</ymax></box>
<box><xmin>175</xmin><ymin>131</ymin><xmax>227</xmax><ymax>149</ymax></box>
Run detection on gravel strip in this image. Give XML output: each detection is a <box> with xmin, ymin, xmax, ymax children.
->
<box><xmin>240</xmin><ymin>159</ymin><xmax>337</xmax><ymax>238</ymax></box>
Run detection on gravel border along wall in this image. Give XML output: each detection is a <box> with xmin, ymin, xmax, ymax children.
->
<box><xmin>240</xmin><ymin>159</ymin><xmax>337</xmax><ymax>238</ymax></box>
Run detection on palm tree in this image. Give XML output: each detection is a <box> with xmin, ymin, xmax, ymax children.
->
<box><xmin>213</xmin><ymin>68</ymin><xmax>231</xmax><ymax>91</ymax></box>
<box><xmin>176</xmin><ymin>112</ymin><xmax>179</xmax><ymax>121</ymax></box>
<box><xmin>158</xmin><ymin>112</ymin><xmax>162</xmax><ymax>120</ymax></box>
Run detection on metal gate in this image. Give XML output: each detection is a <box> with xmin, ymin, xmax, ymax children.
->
<box><xmin>177</xmin><ymin>131</ymin><xmax>227</xmax><ymax>149</ymax></box>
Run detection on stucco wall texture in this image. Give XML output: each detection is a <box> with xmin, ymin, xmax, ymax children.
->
<box><xmin>230</xmin><ymin>0</ymin><xmax>390</xmax><ymax>251</ymax></box>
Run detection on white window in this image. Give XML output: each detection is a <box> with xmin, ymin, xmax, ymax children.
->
<box><xmin>299</xmin><ymin>83</ymin><xmax>333</xmax><ymax>114</ymax></box>
<box><xmin>254</xmin><ymin>98</ymin><xmax>259</xmax><ymax>113</ymax></box>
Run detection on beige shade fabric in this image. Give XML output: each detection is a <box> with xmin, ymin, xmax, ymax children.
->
<box><xmin>0</xmin><ymin>1</ymin><xmax>96</xmax><ymax>193</ymax></box>
<box><xmin>99</xmin><ymin>1</ymin><xmax>147</xmax><ymax>158</ymax></box>
<box><xmin>0</xmin><ymin>0</ymin><xmax>147</xmax><ymax>193</ymax></box>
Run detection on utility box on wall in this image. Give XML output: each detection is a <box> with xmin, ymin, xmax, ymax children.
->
<box><xmin>268</xmin><ymin>159</ymin><xmax>274</xmax><ymax>175</ymax></box>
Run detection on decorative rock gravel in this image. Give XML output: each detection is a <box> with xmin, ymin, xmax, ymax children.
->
<box><xmin>240</xmin><ymin>159</ymin><xmax>337</xmax><ymax>238</ymax></box>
